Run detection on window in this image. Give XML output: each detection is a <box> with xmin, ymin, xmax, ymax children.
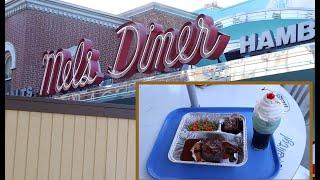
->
<box><xmin>5</xmin><ymin>51</ymin><xmax>12</xmax><ymax>80</ymax></box>
<box><xmin>5</xmin><ymin>42</ymin><xmax>16</xmax><ymax>94</ymax></box>
<box><xmin>5</xmin><ymin>41</ymin><xmax>16</xmax><ymax>75</ymax></box>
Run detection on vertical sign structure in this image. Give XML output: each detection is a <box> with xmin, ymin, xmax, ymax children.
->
<box><xmin>39</xmin><ymin>39</ymin><xmax>104</xmax><ymax>96</ymax></box>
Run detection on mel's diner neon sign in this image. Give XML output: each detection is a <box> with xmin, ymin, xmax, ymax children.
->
<box><xmin>39</xmin><ymin>14</ymin><xmax>230</xmax><ymax>96</ymax></box>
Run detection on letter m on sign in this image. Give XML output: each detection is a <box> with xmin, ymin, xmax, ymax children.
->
<box><xmin>39</xmin><ymin>50</ymin><xmax>65</xmax><ymax>96</ymax></box>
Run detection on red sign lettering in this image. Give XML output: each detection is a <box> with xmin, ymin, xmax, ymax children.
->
<box><xmin>40</xmin><ymin>14</ymin><xmax>230</xmax><ymax>95</ymax></box>
<box><xmin>107</xmin><ymin>14</ymin><xmax>230</xmax><ymax>78</ymax></box>
<box><xmin>39</xmin><ymin>38</ymin><xmax>104</xmax><ymax>96</ymax></box>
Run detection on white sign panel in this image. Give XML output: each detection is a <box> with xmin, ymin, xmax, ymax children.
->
<box><xmin>240</xmin><ymin>21</ymin><xmax>315</xmax><ymax>54</ymax></box>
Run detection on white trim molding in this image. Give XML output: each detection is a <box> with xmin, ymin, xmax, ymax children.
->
<box><xmin>5</xmin><ymin>0</ymin><xmax>130</xmax><ymax>28</ymax></box>
<box><xmin>119</xmin><ymin>2</ymin><xmax>198</xmax><ymax>20</ymax></box>
<box><xmin>5</xmin><ymin>41</ymin><xmax>16</xmax><ymax>70</ymax></box>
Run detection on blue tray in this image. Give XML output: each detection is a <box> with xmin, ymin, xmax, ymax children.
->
<box><xmin>146</xmin><ymin>107</ymin><xmax>280</xmax><ymax>180</ymax></box>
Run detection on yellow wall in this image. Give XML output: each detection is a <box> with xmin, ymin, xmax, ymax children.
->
<box><xmin>5</xmin><ymin>110</ymin><xmax>135</xmax><ymax>180</ymax></box>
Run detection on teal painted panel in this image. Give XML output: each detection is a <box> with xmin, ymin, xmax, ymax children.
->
<box><xmin>196</xmin><ymin>19</ymin><xmax>312</xmax><ymax>67</ymax></box>
<box><xmin>196</xmin><ymin>58</ymin><xmax>218</xmax><ymax>67</ymax></box>
<box><xmin>195</xmin><ymin>0</ymin><xmax>268</xmax><ymax>20</ymax></box>
<box><xmin>220</xmin><ymin>19</ymin><xmax>308</xmax><ymax>40</ymax></box>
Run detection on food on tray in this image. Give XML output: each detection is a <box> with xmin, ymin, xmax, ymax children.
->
<box><xmin>201</xmin><ymin>139</ymin><xmax>224</xmax><ymax>163</ymax></box>
<box><xmin>171</xmin><ymin>112</ymin><xmax>247</xmax><ymax>166</ymax></box>
<box><xmin>180</xmin><ymin>139</ymin><xmax>201</xmax><ymax>161</ymax></box>
<box><xmin>222</xmin><ymin>141</ymin><xmax>243</xmax><ymax>162</ymax></box>
<box><xmin>190</xmin><ymin>140</ymin><xmax>204</xmax><ymax>162</ymax></box>
<box><xmin>187</xmin><ymin>119</ymin><xmax>218</xmax><ymax>131</ymax></box>
<box><xmin>221</xmin><ymin>115</ymin><xmax>243</xmax><ymax>134</ymax></box>
<box><xmin>180</xmin><ymin>138</ymin><xmax>243</xmax><ymax>164</ymax></box>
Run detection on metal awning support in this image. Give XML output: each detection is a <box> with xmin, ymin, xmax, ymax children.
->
<box><xmin>186</xmin><ymin>84</ymin><xmax>200</xmax><ymax>107</ymax></box>
<box><xmin>182</xmin><ymin>64</ymin><xmax>200</xmax><ymax>107</ymax></box>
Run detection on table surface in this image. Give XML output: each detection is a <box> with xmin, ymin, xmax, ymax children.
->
<box><xmin>139</xmin><ymin>84</ymin><xmax>306</xmax><ymax>180</ymax></box>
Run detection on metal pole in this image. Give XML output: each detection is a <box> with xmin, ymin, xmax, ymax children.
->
<box><xmin>186</xmin><ymin>84</ymin><xmax>200</xmax><ymax>107</ymax></box>
<box><xmin>181</xmin><ymin>64</ymin><xmax>200</xmax><ymax>107</ymax></box>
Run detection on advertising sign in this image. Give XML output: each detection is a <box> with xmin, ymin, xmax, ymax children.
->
<box><xmin>40</xmin><ymin>14</ymin><xmax>230</xmax><ymax>96</ymax></box>
<box><xmin>240</xmin><ymin>21</ymin><xmax>315</xmax><ymax>54</ymax></box>
<box><xmin>6</xmin><ymin>86</ymin><xmax>34</xmax><ymax>97</ymax></box>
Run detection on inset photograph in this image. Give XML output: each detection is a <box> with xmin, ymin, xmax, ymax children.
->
<box><xmin>138</xmin><ymin>82</ymin><xmax>312</xmax><ymax>180</ymax></box>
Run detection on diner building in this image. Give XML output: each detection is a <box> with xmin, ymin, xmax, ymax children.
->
<box><xmin>5</xmin><ymin>0</ymin><xmax>315</xmax><ymax>179</ymax></box>
<box><xmin>5</xmin><ymin>0</ymin><xmax>315</xmax><ymax>104</ymax></box>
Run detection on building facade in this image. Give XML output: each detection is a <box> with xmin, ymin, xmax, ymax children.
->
<box><xmin>5</xmin><ymin>0</ymin><xmax>197</xmax><ymax>98</ymax></box>
<box><xmin>5</xmin><ymin>0</ymin><xmax>315</xmax><ymax>104</ymax></box>
<box><xmin>5</xmin><ymin>0</ymin><xmax>315</xmax><ymax>180</ymax></box>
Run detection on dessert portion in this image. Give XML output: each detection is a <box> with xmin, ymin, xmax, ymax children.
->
<box><xmin>255</xmin><ymin>92</ymin><xmax>283</xmax><ymax>122</ymax></box>
<box><xmin>221</xmin><ymin>115</ymin><xmax>243</xmax><ymax>134</ymax></box>
<box><xmin>252</xmin><ymin>92</ymin><xmax>284</xmax><ymax>149</ymax></box>
<box><xmin>188</xmin><ymin>119</ymin><xmax>218</xmax><ymax>131</ymax></box>
<box><xmin>253</xmin><ymin>92</ymin><xmax>284</xmax><ymax>134</ymax></box>
<box><xmin>180</xmin><ymin>138</ymin><xmax>244</xmax><ymax>164</ymax></box>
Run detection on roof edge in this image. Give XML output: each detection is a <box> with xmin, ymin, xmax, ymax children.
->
<box><xmin>5</xmin><ymin>95</ymin><xmax>135</xmax><ymax>119</ymax></box>
<box><xmin>5</xmin><ymin>0</ymin><xmax>130</xmax><ymax>28</ymax></box>
<box><xmin>119</xmin><ymin>2</ymin><xmax>198</xmax><ymax>20</ymax></box>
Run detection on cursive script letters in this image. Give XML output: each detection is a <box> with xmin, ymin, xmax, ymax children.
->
<box><xmin>39</xmin><ymin>38</ymin><xmax>104</xmax><ymax>96</ymax></box>
<box><xmin>39</xmin><ymin>15</ymin><xmax>230</xmax><ymax>95</ymax></box>
<box><xmin>108</xmin><ymin>14</ymin><xmax>230</xmax><ymax>78</ymax></box>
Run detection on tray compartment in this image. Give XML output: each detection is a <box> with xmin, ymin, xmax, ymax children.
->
<box><xmin>181</xmin><ymin>112</ymin><xmax>220</xmax><ymax>132</ymax></box>
<box><xmin>168</xmin><ymin>112</ymin><xmax>248</xmax><ymax>167</ymax></box>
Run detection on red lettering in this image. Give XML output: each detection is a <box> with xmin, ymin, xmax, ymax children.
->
<box><xmin>39</xmin><ymin>38</ymin><xmax>103</xmax><ymax>96</ymax></box>
<box><xmin>107</xmin><ymin>14</ymin><xmax>230</xmax><ymax>78</ymax></box>
<box><xmin>39</xmin><ymin>15</ymin><xmax>230</xmax><ymax>96</ymax></box>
